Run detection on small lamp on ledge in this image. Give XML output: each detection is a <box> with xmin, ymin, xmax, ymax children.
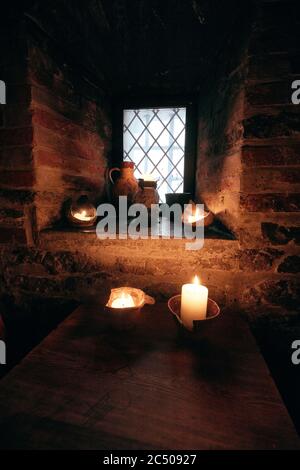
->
<box><xmin>182</xmin><ymin>201</ymin><xmax>214</xmax><ymax>227</ymax></box>
<box><xmin>66</xmin><ymin>195</ymin><xmax>97</xmax><ymax>228</ymax></box>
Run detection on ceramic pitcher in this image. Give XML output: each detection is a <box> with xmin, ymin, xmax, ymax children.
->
<box><xmin>133</xmin><ymin>178</ymin><xmax>160</xmax><ymax>209</ymax></box>
<box><xmin>109</xmin><ymin>161</ymin><xmax>139</xmax><ymax>204</ymax></box>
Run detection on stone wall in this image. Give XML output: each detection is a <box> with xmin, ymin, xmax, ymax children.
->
<box><xmin>0</xmin><ymin>19</ymin><xmax>35</xmax><ymax>257</ymax></box>
<box><xmin>0</xmin><ymin>0</ymin><xmax>299</xmax><ymax>326</ymax></box>
<box><xmin>2</xmin><ymin>233</ymin><xmax>239</xmax><ymax>310</ymax></box>
<box><xmin>0</xmin><ymin>10</ymin><xmax>111</xmax><ymax>238</ymax></box>
<box><xmin>195</xmin><ymin>22</ymin><xmax>249</xmax><ymax>234</ymax></box>
<box><xmin>0</xmin><ymin>13</ymin><xmax>111</xmax><ymax>326</ymax></box>
<box><xmin>28</xmin><ymin>33</ymin><xmax>111</xmax><ymax>230</ymax></box>
<box><xmin>196</xmin><ymin>0</ymin><xmax>300</xmax><ymax>319</ymax></box>
<box><xmin>196</xmin><ymin>76</ymin><xmax>244</xmax><ymax>235</ymax></box>
<box><xmin>239</xmin><ymin>0</ymin><xmax>300</xmax><ymax>317</ymax></box>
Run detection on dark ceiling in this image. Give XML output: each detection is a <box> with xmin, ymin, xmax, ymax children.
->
<box><xmin>101</xmin><ymin>0</ymin><xmax>251</xmax><ymax>94</ymax></box>
<box><xmin>7</xmin><ymin>0</ymin><xmax>254</xmax><ymax>94</ymax></box>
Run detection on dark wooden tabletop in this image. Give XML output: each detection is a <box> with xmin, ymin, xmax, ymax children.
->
<box><xmin>0</xmin><ymin>302</ymin><xmax>299</xmax><ymax>450</ymax></box>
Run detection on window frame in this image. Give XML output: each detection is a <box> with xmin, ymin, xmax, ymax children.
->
<box><xmin>112</xmin><ymin>95</ymin><xmax>198</xmax><ymax>199</ymax></box>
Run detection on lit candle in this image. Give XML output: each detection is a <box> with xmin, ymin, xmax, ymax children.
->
<box><xmin>180</xmin><ymin>275</ymin><xmax>208</xmax><ymax>330</ymax></box>
<box><xmin>111</xmin><ymin>292</ymin><xmax>135</xmax><ymax>309</ymax></box>
<box><xmin>73</xmin><ymin>209</ymin><xmax>92</xmax><ymax>221</ymax></box>
<box><xmin>183</xmin><ymin>205</ymin><xmax>204</xmax><ymax>224</ymax></box>
<box><xmin>187</xmin><ymin>207</ymin><xmax>204</xmax><ymax>224</ymax></box>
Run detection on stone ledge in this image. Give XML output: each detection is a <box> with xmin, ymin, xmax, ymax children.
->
<box><xmin>39</xmin><ymin>228</ymin><xmax>238</xmax><ymax>252</ymax></box>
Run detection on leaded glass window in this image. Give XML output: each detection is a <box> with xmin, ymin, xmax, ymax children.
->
<box><xmin>123</xmin><ymin>107</ymin><xmax>187</xmax><ymax>202</ymax></box>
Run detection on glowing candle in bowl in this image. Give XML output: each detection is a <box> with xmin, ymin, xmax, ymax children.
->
<box><xmin>180</xmin><ymin>276</ymin><xmax>208</xmax><ymax>330</ymax></box>
<box><xmin>111</xmin><ymin>292</ymin><xmax>135</xmax><ymax>309</ymax></box>
<box><xmin>73</xmin><ymin>209</ymin><xmax>93</xmax><ymax>222</ymax></box>
<box><xmin>67</xmin><ymin>195</ymin><xmax>97</xmax><ymax>227</ymax></box>
<box><xmin>182</xmin><ymin>204</ymin><xmax>214</xmax><ymax>227</ymax></box>
<box><xmin>187</xmin><ymin>206</ymin><xmax>204</xmax><ymax>224</ymax></box>
<box><xmin>182</xmin><ymin>205</ymin><xmax>204</xmax><ymax>224</ymax></box>
<box><xmin>105</xmin><ymin>288</ymin><xmax>155</xmax><ymax>330</ymax></box>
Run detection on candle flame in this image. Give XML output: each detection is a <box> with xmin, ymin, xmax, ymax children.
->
<box><xmin>73</xmin><ymin>209</ymin><xmax>92</xmax><ymax>221</ymax></box>
<box><xmin>111</xmin><ymin>292</ymin><xmax>135</xmax><ymax>308</ymax></box>
<box><xmin>193</xmin><ymin>275</ymin><xmax>200</xmax><ymax>285</ymax></box>
<box><xmin>185</xmin><ymin>205</ymin><xmax>204</xmax><ymax>224</ymax></box>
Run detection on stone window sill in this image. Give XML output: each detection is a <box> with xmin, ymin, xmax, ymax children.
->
<box><xmin>41</xmin><ymin>216</ymin><xmax>235</xmax><ymax>241</ymax></box>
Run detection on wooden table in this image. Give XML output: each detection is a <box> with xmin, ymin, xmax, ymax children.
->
<box><xmin>0</xmin><ymin>303</ymin><xmax>299</xmax><ymax>450</ymax></box>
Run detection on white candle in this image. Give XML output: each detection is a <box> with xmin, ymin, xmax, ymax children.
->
<box><xmin>180</xmin><ymin>276</ymin><xmax>208</xmax><ymax>330</ymax></box>
<box><xmin>111</xmin><ymin>293</ymin><xmax>135</xmax><ymax>309</ymax></box>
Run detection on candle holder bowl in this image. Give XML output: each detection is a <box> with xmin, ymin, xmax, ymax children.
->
<box><xmin>104</xmin><ymin>305</ymin><xmax>141</xmax><ymax>330</ymax></box>
<box><xmin>181</xmin><ymin>210</ymin><xmax>214</xmax><ymax>228</ymax></box>
<box><xmin>105</xmin><ymin>288</ymin><xmax>155</xmax><ymax>331</ymax></box>
<box><xmin>168</xmin><ymin>295</ymin><xmax>220</xmax><ymax>338</ymax></box>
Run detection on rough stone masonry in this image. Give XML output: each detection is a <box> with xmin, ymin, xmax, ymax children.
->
<box><xmin>0</xmin><ymin>1</ymin><xmax>299</xmax><ymax>325</ymax></box>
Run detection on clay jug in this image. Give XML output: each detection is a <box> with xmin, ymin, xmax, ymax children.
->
<box><xmin>109</xmin><ymin>162</ymin><xmax>139</xmax><ymax>204</ymax></box>
<box><xmin>133</xmin><ymin>178</ymin><xmax>160</xmax><ymax>209</ymax></box>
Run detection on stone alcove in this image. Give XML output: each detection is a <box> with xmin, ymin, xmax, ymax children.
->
<box><xmin>0</xmin><ymin>1</ymin><xmax>299</xmax><ymax>364</ymax></box>
<box><xmin>0</xmin><ymin>0</ymin><xmax>300</xmax><ymax>428</ymax></box>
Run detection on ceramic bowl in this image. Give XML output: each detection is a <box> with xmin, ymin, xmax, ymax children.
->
<box><xmin>168</xmin><ymin>295</ymin><xmax>220</xmax><ymax>337</ymax></box>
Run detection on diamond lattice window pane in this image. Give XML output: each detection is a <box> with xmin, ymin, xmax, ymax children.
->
<box><xmin>123</xmin><ymin>107</ymin><xmax>186</xmax><ymax>202</ymax></box>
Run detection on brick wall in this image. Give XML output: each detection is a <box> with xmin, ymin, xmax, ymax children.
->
<box><xmin>0</xmin><ymin>20</ymin><xmax>36</xmax><ymax>256</ymax></box>
<box><xmin>196</xmin><ymin>71</ymin><xmax>245</xmax><ymax>235</ymax></box>
<box><xmin>195</xmin><ymin>1</ymin><xmax>253</xmax><ymax>234</ymax></box>
<box><xmin>0</xmin><ymin>15</ymin><xmax>111</xmax><ymax>314</ymax></box>
<box><xmin>0</xmin><ymin>1</ymin><xmax>299</xmax><ymax>323</ymax></box>
<box><xmin>196</xmin><ymin>0</ymin><xmax>300</xmax><ymax>318</ymax></box>
<box><xmin>28</xmin><ymin>34</ymin><xmax>111</xmax><ymax>230</ymax></box>
<box><xmin>0</xmin><ymin>16</ymin><xmax>111</xmax><ymax>238</ymax></box>
<box><xmin>1</xmin><ymin>234</ymin><xmax>239</xmax><ymax>313</ymax></box>
<box><xmin>239</xmin><ymin>0</ymin><xmax>300</xmax><ymax>317</ymax></box>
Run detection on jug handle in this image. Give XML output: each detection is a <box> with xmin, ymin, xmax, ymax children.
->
<box><xmin>109</xmin><ymin>167</ymin><xmax>120</xmax><ymax>184</ymax></box>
